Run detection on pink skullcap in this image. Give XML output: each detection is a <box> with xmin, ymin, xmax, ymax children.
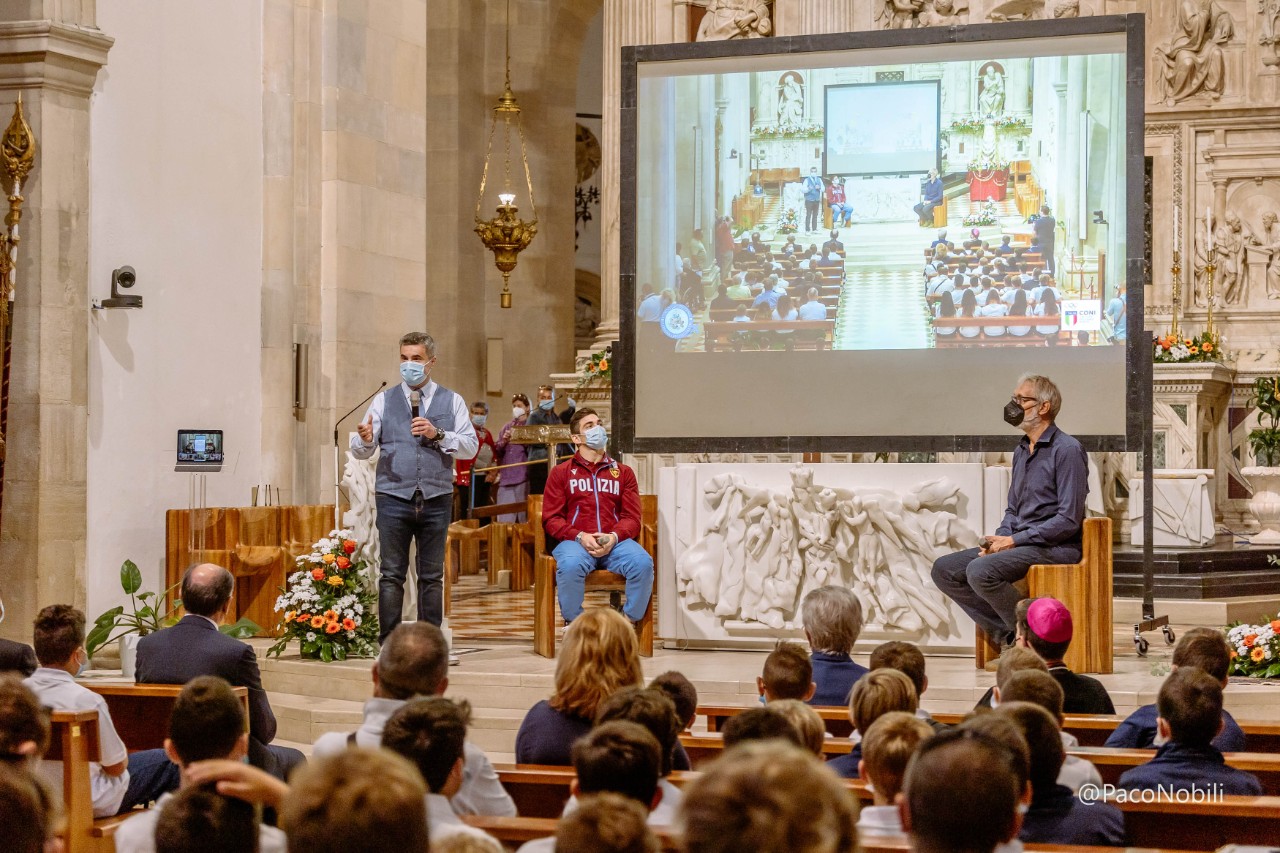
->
<box><xmin>1026</xmin><ymin>597</ymin><xmax>1073</xmax><ymax>644</ymax></box>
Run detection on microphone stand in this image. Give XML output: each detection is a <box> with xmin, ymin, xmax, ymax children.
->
<box><xmin>333</xmin><ymin>381</ymin><xmax>388</xmax><ymax>529</ymax></box>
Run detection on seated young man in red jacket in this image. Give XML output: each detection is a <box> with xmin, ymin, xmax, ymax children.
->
<box><xmin>542</xmin><ymin>408</ymin><xmax>653</xmax><ymax>625</ymax></box>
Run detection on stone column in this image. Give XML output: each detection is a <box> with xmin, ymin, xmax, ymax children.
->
<box><xmin>0</xmin><ymin>17</ymin><xmax>111</xmax><ymax>637</ymax></box>
<box><xmin>596</xmin><ymin>0</ymin><xmax>657</xmax><ymax>347</ymax></box>
<box><xmin>774</xmin><ymin>0</ymin><xmax>856</xmax><ymax>35</ymax></box>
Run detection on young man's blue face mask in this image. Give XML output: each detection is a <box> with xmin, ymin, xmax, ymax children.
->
<box><xmin>584</xmin><ymin>425</ymin><xmax>608</xmax><ymax>451</ymax></box>
<box><xmin>539</xmin><ymin>399</ymin><xmax>554</xmax><ymax>411</ymax></box>
<box><xmin>471</xmin><ymin>414</ymin><xmax>487</xmax><ymax>427</ymax></box>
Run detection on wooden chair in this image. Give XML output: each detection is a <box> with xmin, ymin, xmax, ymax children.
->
<box><xmin>532</xmin><ymin>495</ymin><xmax>656</xmax><ymax>658</ymax></box>
<box><xmin>445</xmin><ymin>518</ymin><xmax>486</xmax><ymax>582</ymax></box>
<box><xmin>975</xmin><ymin>517</ymin><xmax>1112</xmax><ymax>674</ymax></box>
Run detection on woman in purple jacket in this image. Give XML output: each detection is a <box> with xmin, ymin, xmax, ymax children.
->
<box><xmin>492</xmin><ymin>393</ymin><xmax>530</xmax><ymax>522</ymax></box>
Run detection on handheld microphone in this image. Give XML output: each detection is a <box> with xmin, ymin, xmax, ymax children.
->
<box><xmin>410</xmin><ymin>390</ymin><xmax>421</xmax><ymax>419</ymax></box>
<box><xmin>333</xmin><ymin>381</ymin><xmax>388</xmax><ymax>444</ymax></box>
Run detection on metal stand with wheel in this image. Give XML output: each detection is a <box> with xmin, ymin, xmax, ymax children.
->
<box><xmin>1133</xmin><ymin>331</ymin><xmax>1174</xmax><ymax>656</ymax></box>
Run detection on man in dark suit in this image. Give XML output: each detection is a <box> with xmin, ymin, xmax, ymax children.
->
<box><xmin>0</xmin><ymin>638</ymin><xmax>37</xmax><ymax>675</ymax></box>
<box><xmin>1033</xmin><ymin>205</ymin><xmax>1056</xmax><ymax>274</ymax></box>
<box><xmin>136</xmin><ymin>563</ymin><xmax>303</xmax><ymax>780</ymax></box>
<box><xmin>821</xmin><ymin>230</ymin><xmax>844</xmax><ymax>256</ymax></box>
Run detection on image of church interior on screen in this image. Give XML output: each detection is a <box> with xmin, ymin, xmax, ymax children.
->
<box><xmin>634</xmin><ymin>50</ymin><xmax>1128</xmax><ymax>354</ymax></box>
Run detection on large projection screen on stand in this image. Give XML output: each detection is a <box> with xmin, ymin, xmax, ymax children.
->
<box><xmin>615</xmin><ymin>15</ymin><xmax>1146</xmax><ymax>454</ymax></box>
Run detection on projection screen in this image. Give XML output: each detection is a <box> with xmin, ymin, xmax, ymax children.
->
<box><xmin>616</xmin><ymin>16</ymin><xmax>1146</xmax><ymax>454</ymax></box>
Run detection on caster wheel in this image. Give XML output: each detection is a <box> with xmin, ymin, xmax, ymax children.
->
<box><xmin>1163</xmin><ymin>626</ymin><xmax>1176</xmax><ymax>645</ymax></box>
<box><xmin>1135</xmin><ymin>637</ymin><xmax>1150</xmax><ymax>657</ymax></box>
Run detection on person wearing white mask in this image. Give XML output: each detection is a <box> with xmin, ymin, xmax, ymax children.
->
<box><xmin>492</xmin><ymin>393</ymin><xmax>531</xmax><ymax>523</ymax></box>
<box><xmin>353</xmin><ymin>332</ymin><xmax>478</xmax><ymax>639</ymax></box>
<box><xmin>541</xmin><ymin>409</ymin><xmax>653</xmax><ymax>626</ymax></box>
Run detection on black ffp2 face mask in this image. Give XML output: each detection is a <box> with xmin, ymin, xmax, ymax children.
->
<box><xmin>1003</xmin><ymin>399</ymin><xmax>1026</xmax><ymax>427</ymax></box>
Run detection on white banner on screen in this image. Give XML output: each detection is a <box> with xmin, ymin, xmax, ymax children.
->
<box><xmin>825</xmin><ymin>81</ymin><xmax>939</xmax><ymax>176</ymax></box>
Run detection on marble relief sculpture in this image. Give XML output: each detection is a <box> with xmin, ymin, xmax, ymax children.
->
<box><xmin>877</xmin><ymin>0</ymin><xmax>968</xmax><ymax>28</ymax></box>
<box><xmin>987</xmin><ymin>0</ymin><xmax>1079</xmax><ymax>21</ymax></box>
<box><xmin>1251</xmin><ymin>212</ymin><xmax>1280</xmax><ymax>299</ymax></box>
<box><xmin>920</xmin><ymin>0</ymin><xmax>968</xmax><ymax>26</ymax></box>
<box><xmin>342</xmin><ymin>450</ymin><xmax>381</xmax><ymax>571</ymax></box>
<box><xmin>778</xmin><ymin>73</ymin><xmax>805</xmax><ymax>126</ymax></box>
<box><xmin>1261</xmin><ymin>0</ymin><xmax>1280</xmax><ymax>66</ymax></box>
<box><xmin>1153</xmin><ymin>0</ymin><xmax>1235</xmax><ymax>106</ymax></box>
<box><xmin>978</xmin><ymin>65</ymin><xmax>1006</xmax><ymax>118</ymax></box>
<box><xmin>696</xmin><ymin>0</ymin><xmax>772</xmax><ymax>40</ymax></box>
<box><xmin>1215</xmin><ymin>211</ymin><xmax>1251</xmax><ymax>304</ymax></box>
<box><xmin>676</xmin><ymin>468</ymin><xmax>977</xmax><ymax>633</ymax></box>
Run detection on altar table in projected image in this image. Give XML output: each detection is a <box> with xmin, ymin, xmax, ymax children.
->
<box><xmin>967</xmin><ymin>168</ymin><xmax>1009</xmax><ymax>202</ymax></box>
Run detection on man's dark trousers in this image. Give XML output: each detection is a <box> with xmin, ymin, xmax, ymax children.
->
<box><xmin>931</xmin><ymin>544</ymin><xmax>1081</xmax><ymax>642</ymax></box>
<box><xmin>376</xmin><ymin>490</ymin><xmax>452</xmax><ymax>641</ymax></box>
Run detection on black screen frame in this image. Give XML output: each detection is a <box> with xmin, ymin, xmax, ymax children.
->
<box><xmin>176</xmin><ymin>429</ymin><xmax>225</xmax><ymax>465</ymax></box>
<box><xmin>822</xmin><ymin>79</ymin><xmax>942</xmax><ymax>177</ymax></box>
<box><xmin>615</xmin><ymin>14</ymin><xmax>1147</xmax><ymax>455</ymax></box>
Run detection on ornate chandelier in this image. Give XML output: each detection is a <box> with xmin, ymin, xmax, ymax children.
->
<box><xmin>474</xmin><ymin>0</ymin><xmax>538</xmax><ymax>309</ymax></box>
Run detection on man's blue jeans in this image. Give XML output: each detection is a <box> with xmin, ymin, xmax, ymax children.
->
<box><xmin>376</xmin><ymin>491</ymin><xmax>452</xmax><ymax>640</ymax></box>
<box><xmin>552</xmin><ymin>538</ymin><xmax>654</xmax><ymax>623</ymax></box>
<box><xmin>931</xmin><ymin>543</ymin><xmax>1081</xmax><ymax>643</ymax></box>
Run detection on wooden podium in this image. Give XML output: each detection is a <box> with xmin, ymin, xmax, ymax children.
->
<box><xmin>165</xmin><ymin>505</ymin><xmax>337</xmax><ymax>636</ymax></box>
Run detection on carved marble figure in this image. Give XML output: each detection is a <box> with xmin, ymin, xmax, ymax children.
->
<box><xmin>696</xmin><ymin>0</ymin><xmax>772</xmax><ymax>41</ymax></box>
<box><xmin>1214</xmin><ymin>211</ymin><xmax>1251</xmax><ymax>305</ymax></box>
<box><xmin>987</xmin><ymin>0</ymin><xmax>1076</xmax><ymax>23</ymax></box>
<box><xmin>676</xmin><ymin>468</ymin><xmax>977</xmax><ymax>634</ymax></box>
<box><xmin>342</xmin><ymin>450</ymin><xmax>381</xmax><ymax>575</ymax></box>
<box><xmin>877</xmin><ymin>0</ymin><xmax>926</xmax><ymax>29</ymax></box>
<box><xmin>1153</xmin><ymin>0</ymin><xmax>1235</xmax><ymax>106</ymax></box>
<box><xmin>979</xmin><ymin>65</ymin><xmax>1006</xmax><ymax>117</ymax></box>
<box><xmin>1251</xmin><ymin>211</ymin><xmax>1280</xmax><ymax>299</ymax></box>
<box><xmin>1261</xmin><ymin>0</ymin><xmax>1280</xmax><ymax>66</ymax></box>
<box><xmin>778</xmin><ymin>73</ymin><xmax>805</xmax><ymax>127</ymax></box>
<box><xmin>920</xmin><ymin>0</ymin><xmax>968</xmax><ymax>26</ymax></box>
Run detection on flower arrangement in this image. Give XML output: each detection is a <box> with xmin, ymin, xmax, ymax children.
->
<box><xmin>267</xmin><ymin>530</ymin><xmax>378</xmax><ymax>662</ymax></box>
<box><xmin>994</xmin><ymin>117</ymin><xmax>1030</xmax><ymax>132</ymax></box>
<box><xmin>963</xmin><ymin>201</ymin><xmax>1000</xmax><ymax>227</ymax></box>
<box><xmin>776</xmin><ymin>207</ymin><xmax>800</xmax><ymax>235</ymax></box>
<box><xmin>967</xmin><ymin>155</ymin><xmax>1010</xmax><ymax>173</ymax></box>
<box><xmin>1226</xmin><ymin>616</ymin><xmax>1280</xmax><ymax>678</ymax></box>
<box><xmin>752</xmin><ymin>121</ymin><xmax>825</xmax><ymax>139</ymax></box>
<box><xmin>949</xmin><ymin>117</ymin><xmax>1028</xmax><ymax>133</ymax></box>
<box><xmin>950</xmin><ymin>118</ymin><xmax>985</xmax><ymax>133</ymax></box>
<box><xmin>1152</xmin><ymin>329</ymin><xmax>1220</xmax><ymax>364</ymax></box>
<box><xmin>578</xmin><ymin>345</ymin><xmax>612</xmax><ymax>386</ymax></box>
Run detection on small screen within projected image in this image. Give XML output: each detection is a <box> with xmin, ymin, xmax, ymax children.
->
<box><xmin>623</xmin><ymin>21</ymin><xmax>1141</xmax><ymax>445</ymax></box>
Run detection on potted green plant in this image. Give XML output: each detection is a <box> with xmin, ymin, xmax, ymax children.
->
<box><xmin>1244</xmin><ymin>377</ymin><xmax>1280</xmax><ymax>544</ymax></box>
<box><xmin>86</xmin><ymin>559</ymin><xmax>259</xmax><ymax>677</ymax></box>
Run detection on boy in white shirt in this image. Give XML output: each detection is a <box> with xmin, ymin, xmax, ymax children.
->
<box><xmin>857</xmin><ymin>712</ymin><xmax>935</xmax><ymax>838</ymax></box>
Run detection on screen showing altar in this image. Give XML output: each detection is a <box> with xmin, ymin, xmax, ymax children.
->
<box><xmin>623</xmin><ymin>20</ymin><xmax>1141</xmax><ymax>446</ymax></box>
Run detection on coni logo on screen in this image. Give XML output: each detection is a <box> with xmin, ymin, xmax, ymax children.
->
<box><xmin>1060</xmin><ymin>300</ymin><xmax>1101</xmax><ymax>332</ymax></box>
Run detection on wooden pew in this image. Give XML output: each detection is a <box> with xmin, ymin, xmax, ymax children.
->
<box><xmin>463</xmin><ymin>815</ymin><xmax>682</xmax><ymax>852</ymax></box>
<box><xmin>85</xmin><ymin>682</ymin><xmax>249</xmax><ymax>752</ymax></box>
<box><xmin>933</xmin><ymin>314</ymin><xmax>1057</xmax><ymax>345</ymax></box>
<box><xmin>703</xmin><ymin>319</ymin><xmax>836</xmax><ymax>352</ymax></box>
<box><xmin>47</xmin><ymin>710</ymin><xmax>131</xmax><ymax>853</ymax></box>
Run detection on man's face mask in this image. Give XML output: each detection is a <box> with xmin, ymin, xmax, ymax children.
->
<box><xmin>400</xmin><ymin>361</ymin><xmax>426</xmax><ymax>386</ymax></box>
<box><xmin>1004</xmin><ymin>398</ymin><xmax>1028</xmax><ymax>427</ymax></box>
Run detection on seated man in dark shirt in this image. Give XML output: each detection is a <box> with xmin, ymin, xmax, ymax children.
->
<box><xmin>1117</xmin><ymin>668</ymin><xmax>1262</xmax><ymax>795</ymax></box>
<box><xmin>1015</xmin><ymin>597</ymin><xmax>1114</xmax><ymax>715</ymax></box>
<box><xmin>931</xmin><ymin>374</ymin><xmax>1087</xmax><ymax>656</ymax></box>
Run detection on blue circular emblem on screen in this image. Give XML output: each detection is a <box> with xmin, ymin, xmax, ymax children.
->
<box><xmin>659</xmin><ymin>303</ymin><xmax>695</xmax><ymax>340</ymax></box>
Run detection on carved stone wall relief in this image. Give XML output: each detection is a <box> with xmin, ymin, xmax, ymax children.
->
<box><xmin>987</xmin><ymin>0</ymin><xmax>1082</xmax><ymax>22</ymax></box>
<box><xmin>1152</xmin><ymin>1</ymin><xmax>1236</xmax><ymax>106</ymax></box>
<box><xmin>875</xmin><ymin>0</ymin><xmax>969</xmax><ymax>29</ymax></box>
<box><xmin>695</xmin><ymin>0</ymin><xmax>774</xmax><ymax>40</ymax></box>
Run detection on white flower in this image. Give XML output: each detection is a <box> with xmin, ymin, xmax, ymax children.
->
<box><xmin>346</xmin><ymin>630</ymin><xmax>355</xmax><ymax>638</ymax></box>
<box><xmin>354</xmin><ymin>603</ymin><xmax>364</xmax><ymax>614</ymax></box>
<box><xmin>306</xmin><ymin>632</ymin><xmax>316</xmax><ymax>641</ymax></box>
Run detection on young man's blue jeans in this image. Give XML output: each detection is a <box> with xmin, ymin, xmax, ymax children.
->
<box><xmin>552</xmin><ymin>538</ymin><xmax>654</xmax><ymax>623</ymax></box>
<box><xmin>375</xmin><ymin>491</ymin><xmax>452</xmax><ymax>640</ymax></box>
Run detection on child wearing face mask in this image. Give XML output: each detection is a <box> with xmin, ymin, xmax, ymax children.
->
<box><xmin>454</xmin><ymin>401</ymin><xmax>498</xmax><ymax>521</ymax></box>
<box><xmin>493</xmin><ymin>393</ymin><xmax>531</xmax><ymax>523</ymax></box>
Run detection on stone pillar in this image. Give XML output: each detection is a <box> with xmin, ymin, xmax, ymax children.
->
<box><xmin>774</xmin><ymin>0</ymin><xmax>856</xmax><ymax>35</ymax></box>
<box><xmin>596</xmin><ymin>0</ymin><xmax>657</xmax><ymax>347</ymax></box>
<box><xmin>0</xmin><ymin>17</ymin><xmax>111</xmax><ymax>638</ymax></box>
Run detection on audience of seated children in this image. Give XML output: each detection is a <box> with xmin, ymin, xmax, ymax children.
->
<box><xmin>311</xmin><ymin>621</ymin><xmax>514</xmax><ymax>817</ymax></box>
<box><xmin>996</xmin><ymin>702</ymin><xmax>1125</xmax><ymax>846</ymax></box>
<box><xmin>828</xmin><ymin>668</ymin><xmax>918</xmax><ymax>779</ymax></box>
<box><xmin>282</xmin><ymin>748</ymin><xmax>429</xmax><ymax>853</ymax></box>
<box><xmin>767</xmin><ymin>700</ymin><xmax>828</xmax><ymax>757</ymax></box>
<box><xmin>869</xmin><ymin>640</ymin><xmax>948</xmax><ymax>732</ymax></box>
<box><xmin>946</xmin><ymin>714</ymin><xmax>1034</xmax><ymax>853</ymax></box>
<box><xmin>1117</xmin><ymin>667</ymin><xmax>1263</xmax><ymax>795</ymax></box>
<box><xmin>0</xmin><ymin>675</ymin><xmax>49</xmax><ymax>763</ymax></box>
<box><xmin>25</xmin><ymin>604</ymin><xmax>179</xmax><ymax>817</ymax></box>
<box><xmin>1106</xmin><ymin>627</ymin><xmax>1246</xmax><ymax>752</ymax></box>
<box><xmin>758</xmin><ymin>641</ymin><xmax>817</xmax><ymax>703</ymax></box>
<box><xmin>649</xmin><ymin>670</ymin><xmax>698</xmax><ymax>771</ymax></box>
<box><xmin>0</xmin><ymin>760</ymin><xmax>59</xmax><ymax>853</ymax></box>
<box><xmin>855</xmin><ymin>711</ymin><xmax>935</xmax><ymax>838</ymax></box>
<box><xmin>434</xmin><ymin>833</ymin><xmax>504</xmax><ymax>853</ymax></box>
<box><xmin>554</xmin><ymin>792</ymin><xmax>660</xmax><ymax>853</ymax></box>
<box><xmin>381</xmin><ymin>697</ymin><xmax>499</xmax><ymax>848</ymax></box>
<box><xmin>998</xmin><ymin>669</ymin><xmax>1103</xmax><ymax>794</ymax></box>
<box><xmin>113</xmin><ymin>676</ymin><xmax>286</xmax><ymax>853</ymax></box>
<box><xmin>933</xmin><ymin>290</ymin><xmax>958</xmax><ymax>337</ymax></box>
<box><xmin>679</xmin><ymin>741</ymin><xmax>858</xmax><ymax>853</ymax></box>
<box><xmin>977</xmin><ymin>645</ymin><xmax>1048</xmax><ymax>709</ymax></box>
<box><xmin>593</xmin><ymin>687</ymin><xmax>685</xmax><ymax>825</ymax></box>
<box><xmin>721</xmin><ymin>705</ymin><xmax>809</xmax><ymax>752</ymax></box>
<box><xmin>801</xmin><ymin>586</ymin><xmax>868</xmax><ymax>706</ymax></box>
<box><xmin>1015</xmin><ymin>597</ymin><xmax>1115</xmax><ymax>714</ymax></box>
<box><xmin>517</xmin><ymin>722</ymin><xmax>665</xmax><ymax>853</ymax></box>
<box><xmin>152</xmin><ymin>785</ymin><xmax>259</xmax><ymax>853</ymax></box>
<box><xmin>516</xmin><ymin>608</ymin><xmax>643</xmax><ymax>766</ymax></box>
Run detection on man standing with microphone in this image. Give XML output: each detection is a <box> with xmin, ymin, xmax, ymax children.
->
<box><xmin>351</xmin><ymin>332</ymin><xmax>477</xmax><ymax>643</ymax></box>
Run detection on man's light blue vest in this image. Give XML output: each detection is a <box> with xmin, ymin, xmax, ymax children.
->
<box><xmin>375</xmin><ymin>384</ymin><xmax>456</xmax><ymax>500</ymax></box>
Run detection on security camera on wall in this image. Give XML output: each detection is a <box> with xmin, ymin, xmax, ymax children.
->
<box><xmin>97</xmin><ymin>266</ymin><xmax>142</xmax><ymax>309</ymax></box>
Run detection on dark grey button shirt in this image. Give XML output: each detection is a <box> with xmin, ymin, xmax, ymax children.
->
<box><xmin>997</xmin><ymin>422</ymin><xmax>1088</xmax><ymax>547</ymax></box>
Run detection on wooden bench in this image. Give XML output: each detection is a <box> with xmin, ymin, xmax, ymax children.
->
<box><xmin>933</xmin><ymin>314</ymin><xmax>1059</xmax><ymax>346</ymax></box>
<box><xmin>85</xmin><ymin>682</ymin><xmax>249</xmax><ymax>752</ymax></box>
<box><xmin>532</xmin><ymin>495</ymin><xmax>657</xmax><ymax>658</ymax></box>
<box><xmin>974</xmin><ymin>517</ymin><xmax>1113</xmax><ymax>674</ymax></box>
<box><xmin>463</xmin><ymin>815</ymin><xmax>683</xmax><ymax>852</ymax></box>
<box><xmin>48</xmin><ymin>710</ymin><xmax>129</xmax><ymax>853</ymax></box>
<box><xmin>703</xmin><ymin>319</ymin><xmax>836</xmax><ymax>352</ymax></box>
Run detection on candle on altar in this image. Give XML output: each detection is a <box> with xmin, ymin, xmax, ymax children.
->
<box><xmin>1207</xmin><ymin>207</ymin><xmax>1214</xmax><ymax>251</ymax></box>
<box><xmin>1173</xmin><ymin>205</ymin><xmax>1180</xmax><ymax>253</ymax></box>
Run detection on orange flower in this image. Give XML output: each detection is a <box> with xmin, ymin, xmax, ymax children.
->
<box><xmin>322</xmin><ymin>553</ymin><xmax>336</xmax><ymax>564</ymax></box>
<box><xmin>296</xmin><ymin>614</ymin><xmax>311</xmax><ymax>624</ymax></box>
<box><xmin>284</xmin><ymin>610</ymin><xmax>295</xmax><ymax>623</ymax></box>
<box><xmin>1229</xmin><ymin>648</ymin><xmax>1238</xmax><ymax>659</ymax></box>
<box><xmin>327</xmin><ymin>575</ymin><xmax>344</xmax><ymax>587</ymax></box>
<box><xmin>1202</xmin><ymin>342</ymin><xmax>1213</xmax><ymax>353</ymax></box>
<box><xmin>323</xmin><ymin>610</ymin><xmax>339</xmax><ymax>622</ymax></box>
<box><xmin>1251</xmin><ymin>647</ymin><xmax>1267</xmax><ymax>663</ymax></box>
<box><xmin>1270</xmin><ymin>619</ymin><xmax>1280</xmax><ymax>632</ymax></box>
<box><xmin>310</xmin><ymin>615</ymin><xmax>325</xmax><ymax>629</ymax></box>
<box><xmin>1184</xmin><ymin>338</ymin><xmax>1193</xmax><ymax>346</ymax></box>
<box><xmin>598</xmin><ymin>358</ymin><xmax>609</xmax><ymax>371</ymax></box>
<box><xmin>343</xmin><ymin>540</ymin><xmax>357</xmax><ymax>554</ymax></box>
<box><xmin>342</xmin><ymin>617</ymin><xmax>356</xmax><ymax>631</ymax></box>
<box><xmin>336</xmin><ymin>556</ymin><xmax>351</xmax><ymax>570</ymax></box>
<box><xmin>325</xmin><ymin>621</ymin><xmax>341</xmax><ymax>634</ymax></box>
<box><xmin>1244</xmin><ymin>633</ymin><xmax>1258</xmax><ymax>648</ymax></box>
<box><xmin>311</xmin><ymin>567</ymin><xmax>326</xmax><ymax>581</ymax></box>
